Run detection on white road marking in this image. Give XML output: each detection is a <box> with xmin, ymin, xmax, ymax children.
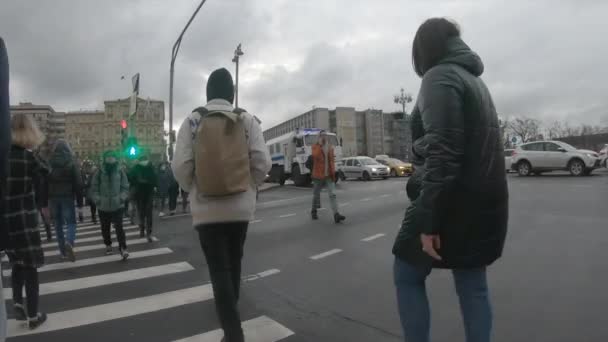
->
<box><xmin>360</xmin><ymin>198</ymin><xmax>371</xmax><ymax>202</ymax></box>
<box><xmin>379</xmin><ymin>194</ymin><xmax>392</xmax><ymax>198</ymax></box>
<box><xmin>279</xmin><ymin>213</ymin><xmax>296</xmax><ymax>218</ymax></box>
<box><xmin>160</xmin><ymin>213</ymin><xmax>190</xmax><ymax>219</ymax></box>
<box><xmin>173</xmin><ymin>315</ymin><xmax>294</xmax><ymax>342</ymax></box>
<box><xmin>42</xmin><ymin>237</ymin><xmax>159</xmax><ymax>257</ymax></box>
<box><xmin>310</xmin><ymin>249</ymin><xmax>342</xmax><ymax>260</ymax></box>
<box><xmin>250</xmin><ymin>219</ymin><xmax>262</xmax><ymax>224</ymax></box>
<box><xmin>361</xmin><ymin>233</ymin><xmax>386</xmax><ymax>242</ymax></box>
<box><xmin>243</xmin><ymin>269</ymin><xmax>281</xmax><ymax>282</ymax></box>
<box><xmin>42</xmin><ymin>230</ymin><xmax>141</xmax><ymax>249</ymax></box>
<box><xmin>339</xmin><ymin>203</ymin><xmax>351</xmax><ymax>207</ymax></box>
<box><xmin>6</xmin><ymin>269</ymin><xmax>280</xmax><ymax>337</ymax></box>
<box><xmin>3</xmin><ymin>262</ymin><xmax>194</xmax><ymax>298</ymax></box>
<box><xmin>3</xmin><ymin>248</ymin><xmax>173</xmax><ymax>277</ymax></box>
<box><xmin>74</xmin><ymin>225</ymin><xmax>139</xmax><ymax>238</ymax></box>
<box><xmin>317</xmin><ymin>208</ymin><xmax>327</xmax><ymax>211</ymax></box>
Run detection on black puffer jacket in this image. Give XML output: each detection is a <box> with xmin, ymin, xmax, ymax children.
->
<box><xmin>392</xmin><ymin>37</ymin><xmax>508</xmax><ymax>269</ymax></box>
<box><xmin>48</xmin><ymin>140</ymin><xmax>83</xmax><ymax>206</ymax></box>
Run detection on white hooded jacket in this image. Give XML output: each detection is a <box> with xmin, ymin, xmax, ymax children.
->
<box><xmin>171</xmin><ymin>99</ymin><xmax>271</xmax><ymax>226</ymax></box>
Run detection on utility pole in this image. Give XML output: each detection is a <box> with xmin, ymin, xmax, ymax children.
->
<box><xmin>169</xmin><ymin>0</ymin><xmax>208</xmax><ymax>160</ymax></box>
<box><xmin>393</xmin><ymin>88</ymin><xmax>413</xmax><ymax>115</ymax></box>
<box><xmin>232</xmin><ymin>43</ymin><xmax>244</xmax><ymax>108</ymax></box>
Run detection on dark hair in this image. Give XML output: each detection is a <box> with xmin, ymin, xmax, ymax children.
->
<box><xmin>206</xmin><ymin>68</ymin><xmax>235</xmax><ymax>104</ymax></box>
<box><xmin>412</xmin><ymin>18</ymin><xmax>461</xmax><ymax>77</ymax></box>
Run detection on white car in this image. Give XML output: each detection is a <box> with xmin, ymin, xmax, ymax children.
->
<box><xmin>511</xmin><ymin>141</ymin><xmax>600</xmax><ymax>176</ymax></box>
<box><xmin>340</xmin><ymin>156</ymin><xmax>389</xmax><ymax>180</ymax></box>
<box><xmin>504</xmin><ymin>149</ymin><xmax>515</xmax><ymax>173</ymax></box>
<box><xmin>598</xmin><ymin>144</ymin><xmax>608</xmax><ymax>167</ymax></box>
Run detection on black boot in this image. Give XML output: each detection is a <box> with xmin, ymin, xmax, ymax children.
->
<box><xmin>334</xmin><ymin>213</ymin><xmax>345</xmax><ymax>223</ymax></box>
<box><xmin>28</xmin><ymin>312</ymin><xmax>47</xmax><ymax>330</ymax></box>
<box><xmin>311</xmin><ymin>210</ymin><xmax>318</xmax><ymax>220</ymax></box>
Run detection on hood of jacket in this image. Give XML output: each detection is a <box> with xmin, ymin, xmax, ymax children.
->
<box><xmin>49</xmin><ymin>139</ymin><xmax>74</xmax><ymax>168</ymax></box>
<box><xmin>437</xmin><ymin>37</ymin><xmax>484</xmax><ymax>77</ymax></box>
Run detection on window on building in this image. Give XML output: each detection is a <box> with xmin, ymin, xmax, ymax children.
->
<box><xmin>275</xmin><ymin>143</ymin><xmax>280</xmax><ymax>153</ymax></box>
<box><xmin>269</xmin><ymin>145</ymin><xmax>274</xmax><ymax>154</ymax></box>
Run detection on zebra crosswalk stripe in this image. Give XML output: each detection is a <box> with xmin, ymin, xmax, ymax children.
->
<box><xmin>2</xmin><ymin>248</ymin><xmax>173</xmax><ymax>277</ymax></box>
<box><xmin>43</xmin><ymin>237</ymin><xmax>159</xmax><ymax>257</ymax></box>
<box><xmin>41</xmin><ymin>230</ymin><xmax>142</xmax><ymax>249</ymax></box>
<box><xmin>173</xmin><ymin>315</ymin><xmax>294</xmax><ymax>342</ymax></box>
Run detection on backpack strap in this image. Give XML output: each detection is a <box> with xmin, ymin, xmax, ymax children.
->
<box><xmin>193</xmin><ymin>107</ymin><xmax>209</xmax><ymax>117</ymax></box>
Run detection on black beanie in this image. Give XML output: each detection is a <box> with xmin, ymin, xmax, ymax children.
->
<box><xmin>206</xmin><ymin>68</ymin><xmax>235</xmax><ymax>104</ymax></box>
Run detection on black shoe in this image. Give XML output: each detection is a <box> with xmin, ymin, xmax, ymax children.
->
<box><xmin>334</xmin><ymin>213</ymin><xmax>346</xmax><ymax>223</ymax></box>
<box><xmin>120</xmin><ymin>248</ymin><xmax>129</xmax><ymax>261</ymax></box>
<box><xmin>146</xmin><ymin>232</ymin><xmax>153</xmax><ymax>243</ymax></box>
<box><xmin>28</xmin><ymin>312</ymin><xmax>47</xmax><ymax>330</ymax></box>
<box><xmin>46</xmin><ymin>235</ymin><xmax>52</xmax><ymax>242</ymax></box>
<box><xmin>65</xmin><ymin>243</ymin><xmax>76</xmax><ymax>262</ymax></box>
<box><xmin>13</xmin><ymin>303</ymin><xmax>27</xmax><ymax>321</ymax></box>
<box><xmin>311</xmin><ymin>210</ymin><xmax>318</xmax><ymax>220</ymax></box>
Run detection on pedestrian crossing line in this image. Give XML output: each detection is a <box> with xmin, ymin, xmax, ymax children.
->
<box><xmin>279</xmin><ymin>213</ymin><xmax>296</xmax><ymax>218</ymax></box>
<box><xmin>379</xmin><ymin>194</ymin><xmax>392</xmax><ymax>198</ymax></box>
<box><xmin>39</xmin><ymin>220</ymin><xmax>133</xmax><ymax>234</ymax></box>
<box><xmin>41</xmin><ymin>230</ymin><xmax>142</xmax><ymax>249</ymax></box>
<box><xmin>339</xmin><ymin>202</ymin><xmax>351</xmax><ymax>207</ymax></box>
<box><xmin>43</xmin><ymin>237</ymin><xmax>159</xmax><ymax>257</ymax></box>
<box><xmin>173</xmin><ymin>315</ymin><xmax>294</xmax><ymax>342</ymax></box>
<box><xmin>160</xmin><ymin>213</ymin><xmax>190</xmax><ymax>219</ymax></box>
<box><xmin>249</xmin><ymin>219</ymin><xmax>262</xmax><ymax>224</ymax></box>
<box><xmin>309</xmin><ymin>249</ymin><xmax>342</xmax><ymax>260</ymax></box>
<box><xmin>3</xmin><ymin>262</ymin><xmax>194</xmax><ymax>298</ymax></box>
<box><xmin>361</xmin><ymin>233</ymin><xmax>386</xmax><ymax>242</ymax></box>
<box><xmin>243</xmin><ymin>269</ymin><xmax>280</xmax><ymax>282</ymax></box>
<box><xmin>2</xmin><ymin>248</ymin><xmax>173</xmax><ymax>277</ymax></box>
<box><xmin>6</xmin><ymin>268</ymin><xmax>280</xmax><ymax>337</ymax></box>
<box><xmin>74</xmin><ymin>225</ymin><xmax>139</xmax><ymax>238</ymax></box>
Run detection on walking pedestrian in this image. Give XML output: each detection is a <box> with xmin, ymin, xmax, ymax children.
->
<box><xmin>47</xmin><ymin>139</ymin><xmax>83</xmax><ymax>262</ymax></box>
<box><xmin>4</xmin><ymin>113</ymin><xmax>49</xmax><ymax>329</ymax></box>
<box><xmin>166</xmin><ymin>164</ymin><xmax>180</xmax><ymax>216</ymax></box>
<box><xmin>310</xmin><ymin>130</ymin><xmax>345</xmax><ymax>223</ymax></box>
<box><xmin>180</xmin><ymin>188</ymin><xmax>189</xmax><ymax>213</ymax></box>
<box><xmin>34</xmin><ymin>171</ymin><xmax>52</xmax><ymax>241</ymax></box>
<box><xmin>129</xmin><ymin>155</ymin><xmax>157</xmax><ymax>242</ymax></box>
<box><xmin>0</xmin><ymin>35</ymin><xmax>11</xmax><ymax>341</ymax></box>
<box><xmin>90</xmin><ymin>150</ymin><xmax>130</xmax><ymax>260</ymax></box>
<box><xmin>82</xmin><ymin>162</ymin><xmax>98</xmax><ymax>224</ymax></box>
<box><xmin>124</xmin><ymin>161</ymin><xmax>137</xmax><ymax>225</ymax></box>
<box><xmin>392</xmin><ymin>18</ymin><xmax>508</xmax><ymax>342</ymax></box>
<box><xmin>157</xmin><ymin>161</ymin><xmax>172</xmax><ymax>217</ymax></box>
<box><xmin>172</xmin><ymin>67</ymin><xmax>271</xmax><ymax>342</ymax></box>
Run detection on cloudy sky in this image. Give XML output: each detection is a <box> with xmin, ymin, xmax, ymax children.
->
<box><xmin>1</xmin><ymin>0</ymin><xmax>607</xmax><ymax>131</ymax></box>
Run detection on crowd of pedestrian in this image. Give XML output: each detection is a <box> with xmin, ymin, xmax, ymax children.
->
<box><xmin>0</xmin><ymin>17</ymin><xmax>508</xmax><ymax>342</ymax></box>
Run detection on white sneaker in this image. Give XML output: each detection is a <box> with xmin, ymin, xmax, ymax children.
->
<box><xmin>158</xmin><ymin>212</ymin><xmax>165</xmax><ymax>217</ymax></box>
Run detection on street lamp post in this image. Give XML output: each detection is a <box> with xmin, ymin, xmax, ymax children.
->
<box><xmin>393</xmin><ymin>88</ymin><xmax>413</xmax><ymax>115</ymax></box>
<box><xmin>169</xmin><ymin>0</ymin><xmax>208</xmax><ymax>160</ymax></box>
<box><xmin>232</xmin><ymin>43</ymin><xmax>244</xmax><ymax>108</ymax></box>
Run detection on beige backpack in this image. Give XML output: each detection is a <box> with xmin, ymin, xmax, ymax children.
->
<box><xmin>192</xmin><ymin>107</ymin><xmax>251</xmax><ymax>197</ymax></box>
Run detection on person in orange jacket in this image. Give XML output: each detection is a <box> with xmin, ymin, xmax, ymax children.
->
<box><xmin>310</xmin><ymin>130</ymin><xmax>345</xmax><ymax>223</ymax></box>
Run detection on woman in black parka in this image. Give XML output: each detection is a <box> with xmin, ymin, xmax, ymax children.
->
<box><xmin>392</xmin><ymin>18</ymin><xmax>508</xmax><ymax>342</ymax></box>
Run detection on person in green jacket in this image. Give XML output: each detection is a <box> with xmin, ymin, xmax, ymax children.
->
<box><xmin>90</xmin><ymin>150</ymin><xmax>130</xmax><ymax>260</ymax></box>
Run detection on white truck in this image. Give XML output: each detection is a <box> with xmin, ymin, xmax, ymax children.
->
<box><xmin>266</xmin><ymin>128</ymin><xmax>342</xmax><ymax>187</ymax></box>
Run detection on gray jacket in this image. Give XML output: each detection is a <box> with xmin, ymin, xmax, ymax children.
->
<box><xmin>90</xmin><ymin>164</ymin><xmax>129</xmax><ymax>212</ymax></box>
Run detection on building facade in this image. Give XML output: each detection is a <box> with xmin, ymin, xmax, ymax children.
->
<box><xmin>263</xmin><ymin>107</ymin><xmax>412</xmax><ymax>161</ymax></box>
<box><xmin>63</xmin><ymin>97</ymin><xmax>166</xmax><ymax>163</ymax></box>
<box><xmin>10</xmin><ymin>102</ymin><xmax>66</xmax><ymax>158</ymax></box>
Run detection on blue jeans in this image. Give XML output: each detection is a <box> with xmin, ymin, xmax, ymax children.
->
<box><xmin>393</xmin><ymin>257</ymin><xmax>492</xmax><ymax>342</ymax></box>
<box><xmin>312</xmin><ymin>178</ymin><xmax>338</xmax><ymax>214</ymax></box>
<box><xmin>50</xmin><ymin>197</ymin><xmax>77</xmax><ymax>256</ymax></box>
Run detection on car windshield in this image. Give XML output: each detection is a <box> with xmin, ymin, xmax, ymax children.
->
<box><xmin>359</xmin><ymin>158</ymin><xmax>378</xmax><ymax>165</ymax></box>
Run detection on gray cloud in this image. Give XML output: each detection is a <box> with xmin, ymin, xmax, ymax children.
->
<box><xmin>1</xmin><ymin>0</ymin><xmax>607</xmax><ymax>131</ymax></box>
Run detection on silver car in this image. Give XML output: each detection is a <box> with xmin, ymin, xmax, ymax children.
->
<box><xmin>340</xmin><ymin>156</ymin><xmax>389</xmax><ymax>181</ymax></box>
<box><xmin>511</xmin><ymin>141</ymin><xmax>599</xmax><ymax>176</ymax></box>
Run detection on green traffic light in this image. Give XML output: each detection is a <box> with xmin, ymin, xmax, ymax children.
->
<box><xmin>129</xmin><ymin>146</ymin><xmax>137</xmax><ymax>156</ymax></box>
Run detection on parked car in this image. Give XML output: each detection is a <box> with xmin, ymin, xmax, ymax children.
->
<box><xmin>377</xmin><ymin>158</ymin><xmax>413</xmax><ymax>177</ymax></box>
<box><xmin>340</xmin><ymin>156</ymin><xmax>389</xmax><ymax>180</ymax></box>
<box><xmin>598</xmin><ymin>144</ymin><xmax>608</xmax><ymax>167</ymax></box>
<box><xmin>511</xmin><ymin>141</ymin><xmax>600</xmax><ymax>176</ymax></box>
<box><xmin>504</xmin><ymin>149</ymin><xmax>515</xmax><ymax>173</ymax></box>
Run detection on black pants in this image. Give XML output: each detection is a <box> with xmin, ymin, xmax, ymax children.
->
<box><xmin>90</xmin><ymin>202</ymin><xmax>97</xmax><ymax>222</ymax></box>
<box><xmin>181</xmin><ymin>191</ymin><xmax>189</xmax><ymax>212</ymax></box>
<box><xmin>11</xmin><ymin>264</ymin><xmax>39</xmax><ymax>318</ymax></box>
<box><xmin>137</xmin><ymin>195</ymin><xmax>153</xmax><ymax>233</ymax></box>
<box><xmin>99</xmin><ymin>209</ymin><xmax>127</xmax><ymax>249</ymax></box>
<box><xmin>40</xmin><ymin>208</ymin><xmax>52</xmax><ymax>240</ymax></box>
<box><xmin>168</xmin><ymin>188</ymin><xmax>179</xmax><ymax>212</ymax></box>
<box><xmin>196</xmin><ymin>222</ymin><xmax>248</xmax><ymax>342</ymax></box>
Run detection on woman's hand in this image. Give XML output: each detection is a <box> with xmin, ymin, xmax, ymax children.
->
<box><xmin>421</xmin><ymin>234</ymin><xmax>442</xmax><ymax>261</ymax></box>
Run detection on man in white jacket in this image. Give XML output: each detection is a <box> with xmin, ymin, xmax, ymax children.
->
<box><xmin>172</xmin><ymin>68</ymin><xmax>271</xmax><ymax>342</ymax></box>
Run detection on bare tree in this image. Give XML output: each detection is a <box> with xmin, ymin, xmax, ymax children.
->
<box><xmin>508</xmin><ymin>117</ymin><xmax>541</xmax><ymax>143</ymax></box>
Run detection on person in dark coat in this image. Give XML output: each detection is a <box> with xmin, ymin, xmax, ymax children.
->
<box><xmin>129</xmin><ymin>155</ymin><xmax>157</xmax><ymax>241</ymax></box>
<box><xmin>4</xmin><ymin>113</ymin><xmax>49</xmax><ymax>329</ymax></box>
<box><xmin>156</xmin><ymin>161</ymin><xmax>172</xmax><ymax>217</ymax></box>
<box><xmin>0</xmin><ymin>35</ymin><xmax>10</xmax><ymax>342</ymax></box>
<box><xmin>33</xmin><ymin>169</ymin><xmax>52</xmax><ymax>241</ymax></box>
<box><xmin>392</xmin><ymin>18</ymin><xmax>508</xmax><ymax>342</ymax></box>
<box><xmin>47</xmin><ymin>139</ymin><xmax>83</xmax><ymax>262</ymax></box>
<box><xmin>82</xmin><ymin>162</ymin><xmax>98</xmax><ymax>224</ymax></box>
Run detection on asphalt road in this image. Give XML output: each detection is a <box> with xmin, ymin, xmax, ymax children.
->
<box><xmin>3</xmin><ymin>172</ymin><xmax>608</xmax><ymax>341</ymax></box>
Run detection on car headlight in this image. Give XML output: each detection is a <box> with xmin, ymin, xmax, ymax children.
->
<box><xmin>399</xmin><ymin>166</ymin><xmax>405</xmax><ymax>169</ymax></box>
<box><xmin>371</xmin><ymin>168</ymin><xmax>377</xmax><ymax>172</ymax></box>
<box><xmin>586</xmin><ymin>153</ymin><xmax>596</xmax><ymax>158</ymax></box>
